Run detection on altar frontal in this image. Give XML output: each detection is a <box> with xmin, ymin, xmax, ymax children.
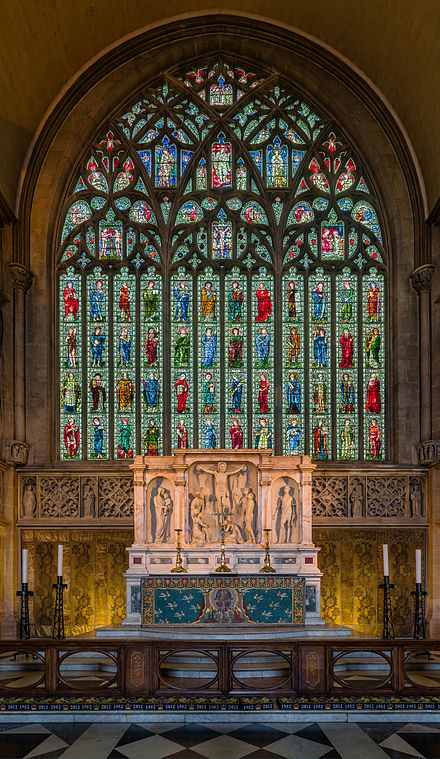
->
<box><xmin>141</xmin><ymin>575</ymin><xmax>305</xmax><ymax>626</ymax></box>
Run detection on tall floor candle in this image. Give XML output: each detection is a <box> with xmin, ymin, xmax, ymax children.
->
<box><xmin>22</xmin><ymin>549</ymin><xmax>28</xmax><ymax>585</ymax></box>
<box><xmin>57</xmin><ymin>544</ymin><xmax>63</xmax><ymax>577</ymax></box>
<box><xmin>416</xmin><ymin>549</ymin><xmax>422</xmax><ymax>585</ymax></box>
<box><xmin>382</xmin><ymin>544</ymin><xmax>389</xmax><ymax>577</ymax></box>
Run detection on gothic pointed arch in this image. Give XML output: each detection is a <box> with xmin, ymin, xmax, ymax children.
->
<box><xmin>57</xmin><ymin>57</ymin><xmax>387</xmax><ymax>461</ymax></box>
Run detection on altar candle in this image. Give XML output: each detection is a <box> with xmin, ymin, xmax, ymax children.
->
<box><xmin>22</xmin><ymin>549</ymin><xmax>28</xmax><ymax>585</ymax></box>
<box><xmin>57</xmin><ymin>544</ymin><xmax>63</xmax><ymax>577</ymax></box>
<box><xmin>416</xmin><ymin>549</ymin><xmax>422</xmax><ymax>585</ymax></box>
<box><xmin>264</xmin><ymin>491</ymin><xmax>270</xmax><ymax>530</ymax></box>
<box><xmin>175</xmin><ymin>492</ymin><xmax>182</xmax><ymax>530</ymax></box>
<box><xmin>382</xmin><ymin>544</ymin><xmax>389</xmax><ymax>577</ymax></box>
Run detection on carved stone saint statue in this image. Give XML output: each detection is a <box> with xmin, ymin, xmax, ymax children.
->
<box><xmin>153</xmin><ymin>487</ymin><xmax>173</xmax><ymax>543</ymax></box>
<box><xmin>191</xmin><ymin>491</ymin><xmax>209</xmax><ymax>544</ymax></box>
<box><xmin>273</xmin><ymin>486</ymin><xmax>297</xmax><ymax>543</ymax></box>
<box><xmin>195</xmin><ymin>462</ymin><xmax>246</xmax><ymax>511</ymax></box>
<box><xmin>242</xmin><ymin>488</ymin><xmax>257</xmax><ymax>542</ymax></box>
<box><xmin>83</xmin><ymin>482</ymin><xmax>96</xmax><ymax>517</ymax></box>
<box><xmin>22</xmin><ymin>484</ymin><xmax>36</xmax><ymax>518</ymax></box>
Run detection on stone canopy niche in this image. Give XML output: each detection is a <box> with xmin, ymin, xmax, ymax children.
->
<box><xmin>124</xmin><ymin>450</ymin><xmax>322</xmax><ymax>625</ymax></box>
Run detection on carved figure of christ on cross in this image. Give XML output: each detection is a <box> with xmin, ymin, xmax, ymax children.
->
<box><xmin>195</xmin><ymin>462</ymin><xmax>246</xmax><ymax>522</ymax></box>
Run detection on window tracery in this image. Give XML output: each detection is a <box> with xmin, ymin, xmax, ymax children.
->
<box><xmin>57</xmin><ymin>59</ymin><xmax>387</xmax><ymax>460</ymax></box>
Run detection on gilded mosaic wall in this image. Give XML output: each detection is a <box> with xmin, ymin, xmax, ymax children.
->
<box><xmin>21</xmin><ymin>529</ymin><xmax>133</xmax><ymax>637</ymax></box>
<box><xmin>313</xmin><ymin>528</ymin><xmax>426</xmax><ymax>636</ymax></box>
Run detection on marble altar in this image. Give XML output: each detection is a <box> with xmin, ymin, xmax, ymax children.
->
<box><xmin>124</xmin><ymin>450</ymin><xmax>323</xmax><ymax>626</ymax></box>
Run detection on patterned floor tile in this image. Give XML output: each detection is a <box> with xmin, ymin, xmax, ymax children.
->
<box><xmin>160</xmin><ymin>724</ymin><xmax>222</xmax><ymax>747</ymax></box>
<box><xmin>113</xmin><ymin>724</ymin><xmax>154</xmax><ymax>746</ymax></box>
<box><xmin>166</xmin><ymin>750</ymin><xmax>211</xmax><ymax>759</ymax></box>
<box><xmin>392</xmin><ymin>733</ymin><xmax>440</xmax><ymax>758</ymax></box>
<box><xmin>115</xmin><ymin>734</ymin><xmax>185</xmax><ymax>759</ymax></box>
<box><xmin>294</xmin><ymin>724</ymin><xmax>334</xmax><ymax>747</ymax></box>
<box><xmin>379</xmin><ymin>733</ymin><xmax>425</xmax><ymax>758</ymax></box>
<box><xmin>24</xmin><ymin>734</ymin><xmax>69</xmax><ymax>758</ymax></box>
<box><xmin>3</xmin><ymin>724</ymin><xmax>51</xmax><ymax>734</ymax></box>
<box><xmin>0</xmin><ymin>735</ymin><xmax>50</xmax><ymax>759</ymax></box>
<box><xmin>193</xmin><ymin>734</ymin><xmax>258</xmax><ymax>759</ymax></box>
<box><xmin>228</xmin><ymin>724</ymin><xmax>290</xmax><ymax>747</ymax></box>
<box><xmin>264</xmin><ymin>733</ymin><xmax>332</xmax><ymax>759</ymax></box>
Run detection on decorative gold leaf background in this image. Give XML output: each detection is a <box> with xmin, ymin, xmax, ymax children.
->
<box><xmin>22</xmin><ymin>528</ymin><xmax>425</xmax><ymax>637</ymax></box>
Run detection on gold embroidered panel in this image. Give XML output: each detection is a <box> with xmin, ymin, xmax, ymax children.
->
<box><xmin>313</xmin><ymin>528</ymin><xmax>426</xmax><ymax>636</ymax></box>
<box><xmin>21</xmin><ymin>529</ymin><xmax>133</xmax><ymax>637</ymax></box>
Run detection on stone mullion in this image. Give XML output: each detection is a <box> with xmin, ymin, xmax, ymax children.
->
<box><xmin>8</xmin><ymin>263</ymin><xmax>34</xmax><ymax>459</ymax></box>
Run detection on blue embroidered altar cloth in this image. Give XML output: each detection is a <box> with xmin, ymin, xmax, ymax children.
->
<box><xmin>141</xmin><ymin>575</ymin><xmax>305</xmax><ymax>626</ymax></box>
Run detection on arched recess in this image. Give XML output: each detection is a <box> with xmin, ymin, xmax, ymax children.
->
<box><xmin>18</xmin><ymin>14</ymin><xmax>422</xmax><ymax>466</ymax></box>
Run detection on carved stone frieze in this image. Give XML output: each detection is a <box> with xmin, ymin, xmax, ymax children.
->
<box><xmin>366</xmin><ymin>477</ymin><xmax>406</xmax><ymax>517</ymax></box>
<box><xmin>3</xmin><ymin>440</ymin><xmax>29</xmax><ymax>465</ymax></box>
<box><xmin>410</xmin><ymin>264</ymin><xmax>435</xmax><ymax>294</ymax></box>
<box><xmin>98</xmin><ymin>477</ymin><xmax>133</xmax><ymax>518</ymax></box>
<box><xmin>416</xmin><ymin>440</ymin><xmax>440</xmax><ymax>466</ymax></box>
<box><xmin>40</xmin><ymin>477</ymin><xmax>80</xmax><ymax>518</ymax></box>
<box><xmin>312</xmin><ymin>473</ymin><xmax>426</xmax><ymax>521</ymax></box>
<box><xmin>18</xmin><ymin>470</ymin><xmax>426</xmax><ymax>525</ymax></box>
<box><xmin>18</xmin><ymin>473</ymin><xmax>134</xmax><ymax>521</ymax></box>
<box><xmin>312</xmin><ymin>477</ymin><xmax>348</xmax><ymax>517</ymax></box>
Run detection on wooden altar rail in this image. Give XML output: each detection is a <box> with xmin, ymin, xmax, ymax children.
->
<box><xmin>0</xmin><ymin>638</ymin><xmax>439</xmax><ymax>698</ymax></box>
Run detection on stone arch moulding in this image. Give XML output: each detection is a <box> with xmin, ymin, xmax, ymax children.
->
<box><xmin>19</xmin><ymin>14</ymin><xmax>422</xmax><ymax>465</ymax></box>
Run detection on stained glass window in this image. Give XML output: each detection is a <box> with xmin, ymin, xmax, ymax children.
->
<box><xmin>57</xmin><ymin>58</ymin><xmax>388</xmax><ymax>461</ymax></box>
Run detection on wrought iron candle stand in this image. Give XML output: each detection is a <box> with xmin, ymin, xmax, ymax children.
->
<box><xmin>411</xmin><ymin>583</ymin><xmax>427</xmax><ymax>639</ymax></box>
<box><xmin>16</xmin><ymin>584</ymin><xmax>33</xmax><ymax>640</ymax></box>
<box><xmin>52</xmin><ymin>576</ymin><xmax>67</xmax><ymax>639</ymax></box>
<box><xmin>380</xmin><ymin>577</ymin><xmax>395</xmax><ymax>639</ymax></box>
<box><xmin>260</xmin><ymin>528</ymin><xmax>275</xmax><ymax>573</ymax></box>
<box><xmin>171</xmin><ymin>529</ymin><xmax>187</xmax><ymax>573</ymax></box>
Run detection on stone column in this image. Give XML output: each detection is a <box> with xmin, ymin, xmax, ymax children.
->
<box><xmin>411</xmin><ymin>264</ymin><xmax>435</xmax><ymax>443</ymax></box>
<box><xmin>130</xmin><ymin>457</ymin><xmax>147</xmax><ymax>546</ymax></box>
<box><xmin>299</xmin><ymin>456</ymin><xmax>316</xmax><ymax>546</ymax></box>
<box><xmin>7</xmin><ymin>263</ymin><xmax>33</xmax><ymax>463</ymax></box>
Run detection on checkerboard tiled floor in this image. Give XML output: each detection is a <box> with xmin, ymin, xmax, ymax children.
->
<box><xmin>0</xmin><ymin>719</ymin><xmax>440</xmax><ymax>758</ymax></box>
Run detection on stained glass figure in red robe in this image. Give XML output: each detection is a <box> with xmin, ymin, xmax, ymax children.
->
<box><xmin>255</xmin><ymin>282</ymin><xmax>272</xmax><ymax>322</ymax></box>
<box><xmin>366</xmin><ymin>373</ymin><xmax>381</xmax><ymax>413</ymax></box>
<box><xmin>339</xmin><ymin>329</ymin><xmax>354</xmax><ymax>367</ymax></box>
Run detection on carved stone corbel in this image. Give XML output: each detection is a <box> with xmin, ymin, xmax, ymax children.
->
<box><xmin>8</xmin><ymin>263</ymin><xmax>34</xmax><ymax>293</ymax></box>
<box><xmin>410</xmin><ymin>264</ymin><xmax>435</xmax><ymax>294</ymax></box>
<box><xmin>2</xmin><ymin>439</ymin><xmax>29</xmax><ymax>465</ymax></box>
<box><xmin>416</xmin><ymin>440</ymin><xmax>440</xmax><ymax>466</ymax></box>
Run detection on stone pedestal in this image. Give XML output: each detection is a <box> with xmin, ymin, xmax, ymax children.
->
<box><xmin>124</xmin><ymin>450</ymin><xmax>323</xmax><ymax>626</ymax></box>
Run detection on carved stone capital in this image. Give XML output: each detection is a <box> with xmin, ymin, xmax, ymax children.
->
<box><xmin>416</xmin><ymin>439</ymin><xmax>440</xmax><ymax>466</ymax></box>
<box><xmin>411</xmin><ymin>264</ymin><xmax>435</xmax><ymax>294</ymax></box>
<box><xmin>8</xmin><ymin>263</ymin><xmax>34</xmax><ymax>293</ymax></box>
<box><xmin>2</xmin><ymin>440</ymin><xmax>29</xmax><ymax>465</ymax></box>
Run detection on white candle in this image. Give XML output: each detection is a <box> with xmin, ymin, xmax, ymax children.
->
<box><xmin>265</xmin><ymin>490</ymin><xmax>271</xmax><ymax>530</ymax></box>
<box><xmin>175</xmin><ymin>492</ymin><xmax>181</xmax><ymax>530</ymax></box>
<box><xmin>416</xmin><ymin>549</ymin><xmax>422</xmax><ymax>585</ymax></box>
<box><xmin>22</xmin><ymin>549</ymin><xmax>28</xmax><ymax>585</ymax></box>
<box><xmin>382</xmin><ymin>544</ymin><xmax>389</xmax><ymax>577</ymax></box>
<box><xmin>57</xmin><ymin>544</ymin><xmax>63</xmax><ymax>577</ymax></box>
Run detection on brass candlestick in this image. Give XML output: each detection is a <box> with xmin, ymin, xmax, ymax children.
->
<box><xmin>171</xmin><ymin>529</ymin><xmax>187</xmax><ymax>573</ymax></box>
<box><xmin>260</xmin><ymin>528</ymin><xmax>275</xmax><ymax>573</ymax></box>
<box><xmin>216</xmin><ymin>530</ymin><xmax>232</xmax><ymax>573</ymax></box>
<box><xmin>215</xmin><ymin>501</ymin><xmax>232</xmax><ymax>573</ymax></box>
